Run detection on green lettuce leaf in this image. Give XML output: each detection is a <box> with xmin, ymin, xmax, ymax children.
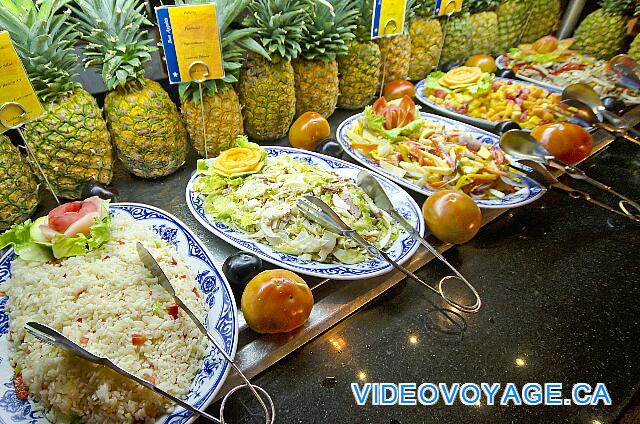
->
<box><xmin>363</xmin><ymin>107</ymin><xmax>423</xmax><ymax>141</ymax></box>
<box><xmin>424</xmin><ymin>71</ymin><xmax>448</xmax><ymax>92</ymax></box>
<box><xmin>466</xmin><ymin>73</ymin><xmax>494</xmax><ymax>94</ymax></box>
<box><xmin>0</xmin><ymin>220</ymin><xmax>53</xmax><ymax>261</ymax></box>
<box><xmin>87</xmin><ymin>213</ymin><xmax>111</xmax><ymax>250</ymax></box>
<box><xmin>52</xmin><ymin>233</ymin><xmax>89</xmax><ymax>259</ymax></box>
<box><xmin>507</xmin><ymin>48</ymin><xmax>563</xmax><ymax>64</ymax></box>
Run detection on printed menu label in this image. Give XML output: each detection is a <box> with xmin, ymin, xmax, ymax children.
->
<box><xmin>371</xmin><ymin>0</ymin><xmax>407</xmax><ymax>39</ymax></box>
<box><xmin>156</xmin><ymin>4</ymin><xmax>224</xmax><ymax>84</ymax></box>
<box><xmin>434</xmin><ymin>0</ymin><xmax>464</xmax><ymax>16</ymax></box>
<box><xmin>0</xmin><ymin>31</ymin><xmax>44</xmax><ymax>133</ymax></box>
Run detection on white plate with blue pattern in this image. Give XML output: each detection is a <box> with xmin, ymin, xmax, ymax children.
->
<box><xmin>414</xmin><ymin>76</ymin><xmax>562</xmax><ymax>130</ymax></box>
<box><xmin>0</xmin><ymin>203</ymin><xmax>237</xmax><ymax>424</ymax></box>
<box><xmin>186</xmin><ymin>147</ymin><xmax>424</xmax><ymax>280</ymax></box>
<box><xmin>336</xmin><ymin>112</ymin><xmax>546</xmax><ymax>209</ymax></box>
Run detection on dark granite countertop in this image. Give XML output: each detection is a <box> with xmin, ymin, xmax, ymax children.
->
<box><xmin>210</xmin><ymin>136</ymin><xmax>640</xmax><ymax>423</ymax></box>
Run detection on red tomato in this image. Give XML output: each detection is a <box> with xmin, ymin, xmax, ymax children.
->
<box><xmin>289</xmin><ymin>112</ymin><xmax>330</xmax><ymax>151</ymax></box>
<box><xmin>422</xmin><ymin>190</ymin><xmax>482</xmax><ymax>244</ymax></box>
<box><xmin>167</xmin><ymin>304</ymin><xmax>179</xmax><ymax>319</ymax></box>
<box><xmin>48</xmin><ymin>197</ymin><xmax>103</xmax><ymax>234</ymax></box>
<box><xmin>531</xmin><ymin>123</ymin><xmax>593</xmax><ymax>165</ymax></box>
<box><xmin>241</xmin><ymin>269</ymin><xmax>314</xmax><ymax>334</ymax></box>
<box><xmin>383</xmin><ymin>80</ymin><xmax>415</xmax><ymax>100</ymax></box>
<box><xmin>131</xmin><ymin>333</ymin><xmax>147</xmax><ymax>346</ymax></box>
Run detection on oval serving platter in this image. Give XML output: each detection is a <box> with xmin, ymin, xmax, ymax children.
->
<box><xmin>336</xmin><ymin>111</ymin><xmax>546</xmax><ymax>209</ymax></box>
<box><xmin>0</xmin><ymin>202</ymin><xmax>238</xmax><ymax>424</ymax></box>
<box><xmin>186</xmin><ymin>146</ymin><xmax>424</xmax><ymax>280</ymax></box>
<box><xmin>414</xmin><ymin>76</ymin><xmax>561</xmax><ymax>130</ymax></box>
<box><xmin>496</xmin><ymin>55</ymin><xmax>564</xmax><ymax>92</ymax></box>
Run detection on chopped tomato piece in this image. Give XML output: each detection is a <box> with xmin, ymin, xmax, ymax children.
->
<box><xmin>167</xmin><ymin>304</ymin><xmax>179</xmax><ymax>320</ymax></box>
<box><xmin>192</xmin><ymin>287</ymin><xmax>200</xmax><ymax>299</ymax></box>
<box><xmin>132</xmin><ymin>333</ymin><xmax>147</xmax><ymax>346</ymax></box>
<box><xmin>13</xmin><ymin>373</ymin><xmax>28</xmax><ymax>401</ymax></box>
<box><xmin>170</xmin><ymin>258</ymin><xmax>177</xmax><ymax>266</ymax></box>
<box><xmin>80</xmin><ymin>335</ymin><xmax>90</xmax><ymax>345</ymax></box>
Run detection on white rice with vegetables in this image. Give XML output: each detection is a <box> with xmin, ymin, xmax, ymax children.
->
<box><xmin>4</xmin><ymin>214</ymin><xmax>209</xmax><ymax>423</ymax></box>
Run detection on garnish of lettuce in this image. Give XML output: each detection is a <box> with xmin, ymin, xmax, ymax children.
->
<box><xmin>0</xmin><ymin>204</ymin><xmax>112</xmax><ymax>261</ymax></box>
<box><xmin>363</xmin><ymin>107</ymin><xmax>423</xmax><ymax>142</ymax></box>
<box><xmin>424</xmin><ymin>71</ymin><xmax>493</xmax><ymax>95</ymax></box>
<box><xmin>507</xmin><ymin>48</ymin><xmax>563</xmax><ymax>64</ymax></box>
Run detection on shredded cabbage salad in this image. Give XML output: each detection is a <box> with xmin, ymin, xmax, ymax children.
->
<box><xmin>193</xmin><ymin>154</ymin><xmax>400</xmax><ymax>264</ymax></box>
<box><xmin>346</xmin><ymin>109</ymin><xmax>525</xmax><ymax>200</ymax></box>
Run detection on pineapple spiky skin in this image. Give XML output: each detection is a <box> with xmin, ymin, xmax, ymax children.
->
<box><xmin>440</xmin><ymin>12</ymin><xmax>472</xmax><ymax>64</ymax></box>
<box><xmin>238</xmin><ymin>54</ymin><xmax>296</xmax><ymax>141</ymax></box>
<box><xmin>337</xmin><ymin>40</ymin><xmax>381</xmax><ymax>109</ymax></box>
<box><xmin>573</xmin><ymin>8</ymin><xmax>628</xmax><ymax>60</ymax></box>
<box><xmin>0</xmin><ymin>135</ymin><xmax>38</xmax><ymax>231</ymax></box>
<box><xmin>470</xmin><ymin>11</ymin><xmax>498</xmax><ymax>56</ymax></box>
<box><xmin>293</xmin><ymin>58</ymin><xmax>339</xmax><ymax>118</ymax></box>
<box><xmin>377</xmin><ymin>35</ymin><xmax>412</xmax><ymax>82</ymax></box>
<box><xmin>22</xmin><ymin>89</ymin><xmax>113</xmax><ymax>199</ymax></box>
<box><xmin>495</xmin><ymin>0</ymin><xmax>529</xmax><ymax>54</ymax></box>
<box><xmin>520</xmin><ymin>0</ymin><xmax>561</xmax><ymax>43</ymax></box>
<box><xmin>629</xmin><ymin>33</ymin><xmax>640</xmax><ymax>62</ymax></box>
<box><xmin>182</xmin><ymin>88</ymin><xmax>243</xmax><ymax>158</ymax></box>
<box><xmin>104</xmin><ymin>79</ymin><xmax>187</xmax><ymax>178</ymax></box>
<box><xmin>408</xmin><ymin>17</ymin><xmax>443</xmax><ymax>81</ymax></box>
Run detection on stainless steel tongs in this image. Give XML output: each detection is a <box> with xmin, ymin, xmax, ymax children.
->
<box><xmin>297</xmin><ymin>193</ymin><xmax>482</xmax><ymax>313</ymax></box>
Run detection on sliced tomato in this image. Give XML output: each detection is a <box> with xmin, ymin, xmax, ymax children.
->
<box><xmin>372</xmin><ymin>95</ymin><xmax>417</xmax><ymax>130</ymax></box>
<box><xmin>48</xmin><ymin>197</ymin><xmax>103</xmax><ymax>234</ymax></box>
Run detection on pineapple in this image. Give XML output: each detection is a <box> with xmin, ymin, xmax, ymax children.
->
<box><xmin>469</xmin><ymin>0</ymin><xmax>500</xmax><ymax>56</ymax></box>
<box><xmin>176</xmin><ymin>0</ymin><xmax>269</xmax><ymax>157</ymax></box>
<box><xmin>573</xmin><ymin>0</ymin><xmax>636</xmax><ymax>60</ymax></box>
<box><xmin>520</xmin><ymin>0</ymin><xmax>562</xmax><ymax>43</ymax></box>
<box><xmin>73</xmin><ymin>0</ymin><xmax>188</xmax><ymax>178</ymax></box>
<box><xmin>377</xmin><ymin>0</ymin><xmax>416</xmax><ymax>83</ymax></box>
<box><xmin>238</xmin><ymin>0</ymin><xmax>312</xmax><ymax>142</ymax></box>
<box><xmin>0</xmin><ymin>0</ymin><xmax>113</xmax><ymax>199</ymax></box>
<box><xmin>495</xmin><ymin>0</ymin><xmax>530</xmax><ymax>54</ymax></box>
<box><xmin>408</xmin><ymin>0</ymin><xmax>443</xmax><ymax>81</ymax></box>
<box><xmin>440</xmin><ymin>10</ymin><xmax>472</xmax><ymax>64</ymax></box>
<box><xmin>0</xmin><ymin>135</ymin><xmax>38</xmax><ymax>231</ymax></box>
<box><xmin>293</xmin><ymin>0</ymin><xmax>358</xmax><ymax>118</ymax></box>
<box><xmin>629</xmin><ymin>33</ymin><xmax>640</xmax><ymax>62</ymax></box>
<box><xmin>337</xmin><ymin>0</ymin><xmax>382</xmax><ymax>109</ymax></box>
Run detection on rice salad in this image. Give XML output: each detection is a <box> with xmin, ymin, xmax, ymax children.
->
<box><xmin>4</xmin><ymin>213</ymin><xmax>209</xmax><ymax>423</ymax></box>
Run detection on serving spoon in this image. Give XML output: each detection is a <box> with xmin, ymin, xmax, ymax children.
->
<box><xmin>499</xmin><ymin>130</ymin><xmax>640</xmax><ymax>216</ymax></box>
<box><xmin>562</xmin><ymin>83</ymin><xmax>640</xmax><ymax>139</ymax></box>
<box><xmin>559</xmin><ymin>99</ymin><xmax>640</xmax><ymax>146</ymax></box>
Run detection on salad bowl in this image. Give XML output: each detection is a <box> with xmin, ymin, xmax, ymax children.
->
<box><xmin>336</xmin><ymin>112</ymin><xmax>546</xmax><ymax>209</ymax></box>
<box><xmin>186</xmin><ymin>147</ymin><xmax>424</xmax><ymax>280</ymax></box>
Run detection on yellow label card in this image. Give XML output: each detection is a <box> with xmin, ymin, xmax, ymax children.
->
<box><xmin>156</xmin><ymin>4</ymin><xmax>224</xmax><ymax>84</ymax></box>
<box><xmin>434</xmin><ymin>0</ymin><xmax>464</xmax><ymax>16</ymax></box>
<box><xmin>371</xmin><ymin>0</ymin><xmax>407</xmax><ymax>38</ymax></box>
<box><xmin>0</xmin><ymin>31</ymin><xmax>44</xmax><ymax>133</ymax></box>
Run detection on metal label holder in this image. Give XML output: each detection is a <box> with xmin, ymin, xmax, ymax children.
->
<box><xmin>188</xmin><ymin>61</ymin><xmax>211</xmax><ymax>159</ymax></box>
<box><xmin>0</xmin><ymin>101</ymin><xmax>60</xmax><ymax>205</ymax></box>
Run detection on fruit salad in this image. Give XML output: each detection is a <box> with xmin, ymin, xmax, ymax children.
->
<box><xmin>423</xmin><ymin>66</ymin><xmax>564</xmax><ymax>129</ymax></box>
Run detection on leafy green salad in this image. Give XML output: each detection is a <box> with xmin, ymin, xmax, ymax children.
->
<box><xmin>193</xmin><ymin>152</ymin><xmax>400</xmax><ymax>264</ymax></box>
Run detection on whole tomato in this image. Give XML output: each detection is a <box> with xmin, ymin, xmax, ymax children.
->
<box><xmin>464</xmin><ymin>55</ymin><xmax>497</xmax><ymax>73</ymax></box>
<box><xmin>241</xmin><ymin>269</ymin><xmax>314</xmax><ymax>334</ymax></box>
<box><xmin>422</xmin><ymin>190</ymin><xmax>482</xmax><ymax>244</ymax></box>
<box><xmin>289</xmin><ymin>112</ymin><xmax>330</xmax><ymax>151</ymax></box>
<box><xmin>383</xmin><ymin>80</ymin><xmax>415</xmax><ymax>101</ymax></box>
<box><xmin>531</xmin><ymin>122</ymin><xmax>593</xmax><ymax>165</ymax></box>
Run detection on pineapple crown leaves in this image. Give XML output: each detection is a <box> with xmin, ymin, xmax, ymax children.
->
<box><xmin>0</xmin><ymin>0</ymin><xmax>82</xmax><ymax>102</ymax></box>
<box><xmin>414</xmin><ymin>0</ymin><xmax>437</xmax><ymax>18</ymax></box>
<box><xmin>176</xmin><ymin>0</ymin><xmax>269</xmax><ymax>103</ymax></box>
<box><xmin>70</xmin><ymin>0</ymin><xmax>156</xmax><ymax>91</ymax></box>
<box><xmin>599</xmin><ymin>0</ymin><xmax>638</xmax><ymax>16</ymax></box>
<box><xmin>298</xmin><ymin>0</ymin><xmax>358</xmax><ymax>61</ymax></box>
<box><xmin>467</xmin><ymin>0</ymin><xmax>500</xmax><ymax>14</ymax></box>
<box><xmin>242</xmin><ymin>0</ymin><xmax>314</xmax><ymax>62</ymax></box>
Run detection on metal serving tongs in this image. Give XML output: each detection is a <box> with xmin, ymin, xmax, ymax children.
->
<box><xmin>24</xmin><ymin>322</ymin><xmax>225</xmax><ymax>423</ymax></box>
<box><xmin>135</xmin><ymin>243</ymin><xmax>275</xmax><ymax>424</ymax></box>
<box><xmin>519</xmin><ymin>159</ymin><xmax>640</xmax><ymax>223</ymax></box>
<box><xmin>297</xmin><ymin>195</ymin><xmax>482</xmax><ymax>313</ymax></box>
